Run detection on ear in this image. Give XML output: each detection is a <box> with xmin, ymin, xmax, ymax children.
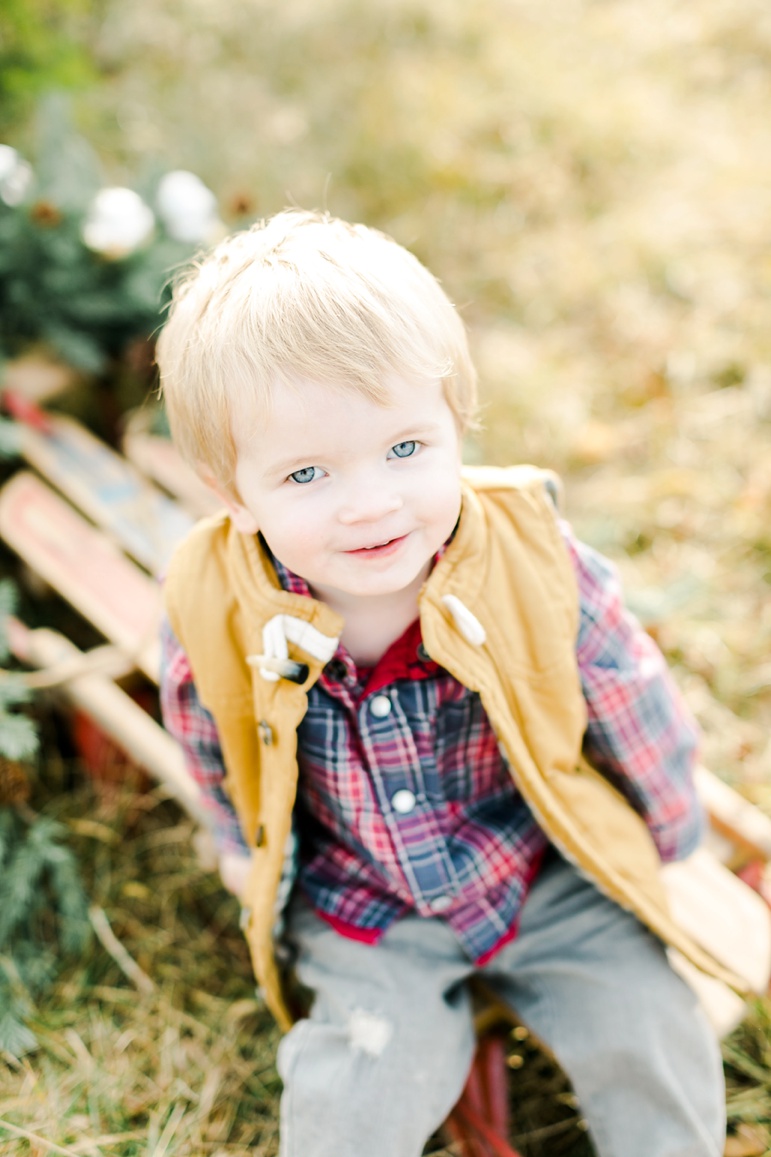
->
<box><xmin>225</xmin><ymin>502</ymin><xmax>261</xmax><ymax>536</ymax></box>
<box><xmin>197</xmin><ymin>465</ymin><xmax>261</xmax><ymax>536</ymax></box>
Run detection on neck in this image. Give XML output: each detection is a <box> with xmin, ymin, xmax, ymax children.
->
<box><xmin>311</xmin><ymin>574</ymin><xmax>426</xmax><ymax>667</ymax></box>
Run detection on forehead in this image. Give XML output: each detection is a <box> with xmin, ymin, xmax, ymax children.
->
<box><xmin>233</xmin><ymin>375</ymin><xmax>450</xmax><ymax>459</ymax></box>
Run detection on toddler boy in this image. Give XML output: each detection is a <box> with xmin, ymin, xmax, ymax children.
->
<box><xmin>157</xmin><ymin>210</ymin><xmax>726</xmax><ymax>1157</ymax></box>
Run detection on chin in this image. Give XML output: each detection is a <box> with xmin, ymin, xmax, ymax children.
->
<box><xmin>347</xmin><ymin>567</ymin><xmax>426</xmax><ymax>600</ymax></box>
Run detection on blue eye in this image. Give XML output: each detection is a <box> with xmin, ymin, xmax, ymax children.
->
<box><xmin>390</xmin><ymin>441</ymin><xmax>417</xmax><ymax>459</ymax></box>
<box><xmin>289</xmin><ymin>466</ymin><xmax>319</xmax><ymax>484</ymax></box>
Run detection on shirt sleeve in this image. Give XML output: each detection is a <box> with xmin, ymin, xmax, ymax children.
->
<box><xmin>159</xmin><ymin>615</ymin><xmax>250</xmax><ymax>856</ymax></box>
<box><xmin>559</xmin><ymin>521</ymin><xmax>704</xmax><ymax>863</ymax></box>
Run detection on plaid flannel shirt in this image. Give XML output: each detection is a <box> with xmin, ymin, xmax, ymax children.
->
<box><xmin>160</xmin><ymin>521</ymin><xmax>702</xmax><ymax>963</ymax></box>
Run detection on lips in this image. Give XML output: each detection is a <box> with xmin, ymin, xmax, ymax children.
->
<box><xmin>344</xmin><ymin>534</ymin><xmax>408</xmax><ymax>556</ymax></box>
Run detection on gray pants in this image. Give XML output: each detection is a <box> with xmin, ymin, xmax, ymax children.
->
<box><xmin>277</xmin><ymin>853</ymin><xmax>725</xmax><ymax>1157</ymax></box>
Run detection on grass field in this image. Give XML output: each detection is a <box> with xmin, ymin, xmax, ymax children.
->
<box><xmin>2</xmin><ymin>0</ymin><xmax>771</xmax><ymax>1151</ymax></box>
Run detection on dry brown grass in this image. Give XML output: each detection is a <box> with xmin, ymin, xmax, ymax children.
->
<box><xmin>1</xmin><ymin>776</ymin><xmax>282</xmax><ymax>1155</ymax></box>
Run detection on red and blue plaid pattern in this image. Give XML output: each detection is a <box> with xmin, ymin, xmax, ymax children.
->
<box><xmin>160</xmin><ymin>521</ymin><xmax>702</xmax><ymax>962</ymax></box>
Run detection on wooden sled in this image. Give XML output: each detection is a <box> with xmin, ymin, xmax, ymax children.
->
<box><xmin>0</xmin><ymin>396</ymin><xmax>194</xmax><ymax>808</ymax></box>
<box><xmin>1</xmin><ymin>397</ymin><xmax>770</xmax><ymax>1157</ymax></box>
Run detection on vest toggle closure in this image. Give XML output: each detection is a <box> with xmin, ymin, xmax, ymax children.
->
<box><xmin>440</xmin><ymin>595</ymin><xmax>486</xmax><ymax>646</ymax></box>
<box><xmin>247</xmin><ymin>654</ymin><xmax>309</xmax><ymax>684</ymax></box>
<box><xmin>247</xmin><ymin>612</ymin><xmax>340</xmax><ymax>683</ymax></box>
<box><xmin>248</xmin><ymin>600</ymin><xmax>486</xmax><ymax>681</ymax></box>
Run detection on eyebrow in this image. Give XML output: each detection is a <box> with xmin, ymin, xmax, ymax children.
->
<box><xmin>388</xmin><ymin>419</ymin><xmax>446</xmax><ymax>443</ymax></box>
<box><xmin>261</xmin><ymin>454</ymin><xmax>316</xmax><ymax>480</ymax></box>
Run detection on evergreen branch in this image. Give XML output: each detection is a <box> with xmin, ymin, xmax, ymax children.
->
<box><xmin>47</xmin><ymin>851</ymin><xmax>91</xmax><ymax>956</ymax></box>
<box><xmin>0</xmin><ymin>1010</ymin><xmax>37</xmax><ymax>1057</ymax></box>
<box><xmin>0</xmin><ymin>580</ymin><xmax>18</xmax><ymax>663</ymax></box>
<box><xmin>0</xmin><ymin>815</ymin><xmax>84</xmax><ymax>950</ymax></box>
<box><xmin>0</xmin><ymin>709</ymin><xmax>38</xmax><ymax>760</ymax></box>
<box><xmin>0</xmin><ymin>675</ymin><xmax>34</xmax><ymax>707</ymax></box>
<box><xmin>0</xmin><ymin>953</ymin><xmax>37</xmax><ymax>1056</ymax></box>
<box><xmin>0</xmin><ymin>834</ymin><xmax>39</xmax><ymax>946</ymax></box>
<box><xmin>11</xmin><ymin>943</ymin><xmax>57</xmax><ymax>995</ymax></box>
<box><xmin>0</xmin><ymin>416</ymin><xmax>21</xmax><ymax>458</ymax></box>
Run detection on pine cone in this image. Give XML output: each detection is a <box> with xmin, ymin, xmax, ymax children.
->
<box><xmin>0</xmin><ymin>758</ymin><xmax>32</xmax><ymax>806</ymax></box>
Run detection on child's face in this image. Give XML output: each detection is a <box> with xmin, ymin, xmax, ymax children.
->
<box><xmin>226</xmin><ymin>375</ymin><xmax>463</xmax><ymax>609</ymax></box>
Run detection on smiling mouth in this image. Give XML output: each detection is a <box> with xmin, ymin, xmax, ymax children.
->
<box><xmin>346</xmin><ymin>534</ymin><xmax>407</xmax><ymax>555</ymax></box>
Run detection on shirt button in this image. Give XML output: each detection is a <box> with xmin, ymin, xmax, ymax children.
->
<box><xmin>429</xmin><ymin>896</ymin><xmax>452</xmax><ymax>913</ymax></box>
<box><xmin>391</xmin><ymin>789</ymin><xmax>417</xmax><ymax>814</ymax></box>
<box><xmin>369</xmin><ymin>694</ymin><xmax>392</xmax><ymax>719</ymax></box>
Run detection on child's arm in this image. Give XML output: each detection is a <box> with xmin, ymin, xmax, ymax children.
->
<box><xmin>561</xmin><ymin>523</ymin><xmax>703</xmax><ymax>864</ymax></box>
<box><xmin>159</xmin><ymin>615</ymin><xmax>252</xmax><ymax>897</ymax></box>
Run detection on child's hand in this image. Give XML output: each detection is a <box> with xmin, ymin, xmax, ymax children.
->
<box><xmin>219</xmin><ymin>852</ymin><xmax>252</xmax><ymax>900</ymax></box>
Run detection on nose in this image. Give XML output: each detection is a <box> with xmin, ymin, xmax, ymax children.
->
<box><xmin>337</xmin><ymin>477</ymin><xmax>403</xmax><ymax>526</ymax></box>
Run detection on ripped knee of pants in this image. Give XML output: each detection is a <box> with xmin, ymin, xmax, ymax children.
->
<box><xmin>346</xmin><ymin>1008</ymin><xmax>393</xmax><ymax>1058</ymax></box>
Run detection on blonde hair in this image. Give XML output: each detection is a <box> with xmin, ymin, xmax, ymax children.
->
<box><xmin>156</xmin><ymin>209</ymin><xmax>477</xmax><ymax>498</ymax></box>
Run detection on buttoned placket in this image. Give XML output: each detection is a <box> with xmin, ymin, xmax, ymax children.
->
<box><xmin>326</xmin><ymin>674</ymin><xmax>462</xmax><ymax>917</ymax></box>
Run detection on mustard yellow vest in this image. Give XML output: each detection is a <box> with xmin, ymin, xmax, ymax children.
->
<box><xmin>164</xmin><ymin>466</ymin><xmax>746</xmax><ymax>1029</ymax></box>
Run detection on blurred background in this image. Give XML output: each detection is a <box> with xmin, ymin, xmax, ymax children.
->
<box><xmin>1</xmin><ymin>1</ymin><xmax>771</xmax><ymax>1153</ymax></box>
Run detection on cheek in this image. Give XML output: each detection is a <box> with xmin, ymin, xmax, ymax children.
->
<box><xmin>419</xmin><ymin>472</ymin><xmax>462</xmax><ymax>526</ymax></box>
<box><xmin>260</xmin><ymin>502</ymin><xmax>327</xmax><ymax>563</ymax></box>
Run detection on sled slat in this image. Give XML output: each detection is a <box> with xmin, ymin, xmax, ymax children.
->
<box><xmin>123</xmin><ymin>429</ymin><xmax>221</xmax><ymax>520</ymax></box>
<box><xmin>664</xmin><ymin>847</ymin><xmax>771</xmax><ymax>1035</ymax></box>
<box><xmin>0</xmin><ymin>472</ymin><xmax>161</xmax><ymax>683</ymax></box>
<box><xmin>695</xmin><ymin>764</ymin><xmax>771</xmax><ymax>865</ymax></box>
<box><xmin>18</xmin><ymin>413</ymin><xmax>194</xmax><ymax>575</ymax></box>
<box><xmin>7</xmin><ymin>618</ymin><xmax>205</xmax><ymax>822</ymax></box>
